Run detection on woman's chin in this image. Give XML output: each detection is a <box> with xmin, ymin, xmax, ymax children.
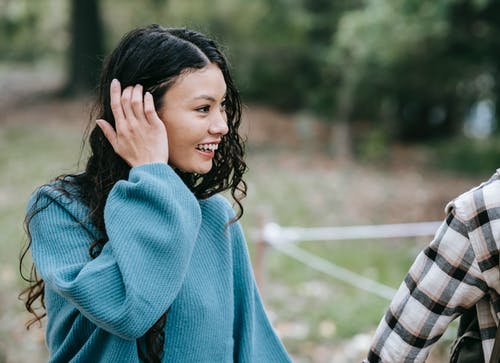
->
<box><xmin>173</xmin><ymin>162</ymin><xmax>213</xmax><ymax>175</ymax></box>
<box><xmin>194</xmin><ymin>165</ymin><xmax>213</xmax><ymax>175</ymax></box>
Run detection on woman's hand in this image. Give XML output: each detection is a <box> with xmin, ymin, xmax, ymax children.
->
<box><xmin>96</xmin><ymin>79</ymin><xmax>169</xmax><ymax>167</ymax></box>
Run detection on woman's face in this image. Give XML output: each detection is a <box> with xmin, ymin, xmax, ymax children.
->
<box><xmin>158</xmin><ymin>63</ymin><xmax>229</xmax><ymax>174</ymax></box>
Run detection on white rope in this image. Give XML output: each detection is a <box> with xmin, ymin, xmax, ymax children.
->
<box><xmin>260</xmin><ymin>221</ymin><xmax>442</xmax><ymax>244</ymax></box>
<box><xmin>255</xmin><ymin>221</ymin><xmax>443</xmax><ymax>300</ymax></box>
<box><xmin>269</xmin><ymin>241</ymin><xmax>398</xmax><ymax>300</ymax></box>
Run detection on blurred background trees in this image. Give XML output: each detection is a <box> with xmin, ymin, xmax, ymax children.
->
<box><xmin>1</xmin><ymin>0</ymin><xmax>499</xmax><ymax>164</ymax></box>
<box><xmin>65</xmin><ymin>0</ymin><xmax>103</xmax><ymax>94</ymax></box>
<box><xmin>334</xmin><ymin>0</ymin><xmax>500</xmax><ymax>142</ymax></box>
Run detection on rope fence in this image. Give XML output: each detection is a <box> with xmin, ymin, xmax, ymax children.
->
<box><xmin>251</xmin><ymin>220</ymin><xmax>443</xmax><ymax>300</ymax></box>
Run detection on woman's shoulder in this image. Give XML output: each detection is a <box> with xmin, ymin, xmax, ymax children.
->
<box><xmin>200</xmin><ymin>194</ymin><xmax>235</xmax><ymax>215</ymax></box>
<box><xmin>199</xmin><ymin>194</ymin><xmax>242</xmax><ymax>228</ymax></box>
<box><xmin>27</xmin><ymin>175</ymin><xmax>88</xmax><ymax>217</ymax></box>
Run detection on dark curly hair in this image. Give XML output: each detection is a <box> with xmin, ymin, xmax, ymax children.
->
<box><xmin>19</xmin><ymin>24</ymin><xmax>247</xmax><ymax>363</ymax></box>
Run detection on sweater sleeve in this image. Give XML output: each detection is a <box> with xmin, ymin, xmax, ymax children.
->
<box><xmin>29</xmin><ymin>163</ymin><xmax>202</xmax><ymax>340</ymax></box>
<box><xmin>229</xmin><ymin>219</ymin><xmax>292</xmax><ymax>362</ymax></box>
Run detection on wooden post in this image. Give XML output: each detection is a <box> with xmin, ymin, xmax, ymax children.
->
<box><xmin>253</xmin><ymin>208</ymin><xmax>272</xmax><ymax>294</ymax></box>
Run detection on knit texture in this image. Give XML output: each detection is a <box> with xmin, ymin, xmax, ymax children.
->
<box><xmin>28</xmin><ymin>163</ymin><xmax>291</xmax><ymax>363</ymax></box>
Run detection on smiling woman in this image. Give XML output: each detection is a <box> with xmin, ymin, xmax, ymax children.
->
<box><xmin>158</xmin><ymin>63</ymin><xmax>229</xmax><ymax>175</ymax></box>
<box><xmin>19</xmin><ymin>24</ymin><xmax>292</xmax><ymax>363</ymax></box>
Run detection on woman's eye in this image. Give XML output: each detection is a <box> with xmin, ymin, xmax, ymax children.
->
<box><xmin>196</xmin><ymin>105</ymin><xmax>210</xmax><ymax>113</ymax></box>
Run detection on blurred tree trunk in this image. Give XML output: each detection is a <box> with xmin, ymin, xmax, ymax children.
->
<box><xmin>330</xmin><ymin>99</ymin><xmax>353</xmax><ymax>161</ymax></box>
<box><xmin>64</xmin><ymin>0</ymin><xmax>103</xmax><ymax>95</ymax></box>
<box><xmin>329</xmin><ymin>60</ymin><xmax>358</xmax><ymax>161</ymax></box>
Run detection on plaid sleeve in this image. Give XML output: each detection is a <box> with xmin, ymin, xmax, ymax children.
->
<box><xmin>365</xmin><ymin>207</ymin><xmax>490</xmax><ymax>363</ymax></box>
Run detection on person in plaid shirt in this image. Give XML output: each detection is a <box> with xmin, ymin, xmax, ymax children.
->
<box><xmin>364</xmin><ymin>170</ymin><xmax>500</xmax><ymax>362</ymax></box>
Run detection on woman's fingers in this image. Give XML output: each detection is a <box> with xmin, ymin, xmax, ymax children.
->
<box><xmin>131</xmin><ymin>84</ymin><xmax>146</xmax><ymax>123</ymax></box>
<box><xmin>144</xmin><ymin>92</ymin><xmax>164</xmax><ymax>127</ymax></box>
<box><xmin>96</xmin><ymin>119</ymin><xmax>118</xmax><ymax>148</ymax></box>
<box><xmin>120</xmin><ymin>86</ymin><xmax>135</xmax><ymax>125</ymax></box>
<box><xmin>101</xmin><ymin>80</ymin><xmax>168</xmax><ymax>166</ymax></box>
<box><xmin>109</xmin><ymin>79</ymin><xmax>125</xmax><ymax>123</ymax></box>
<box><xmin>110</xmin><ymin>81</ymin><xmax>148</xmax><ymax>128</ymax></box>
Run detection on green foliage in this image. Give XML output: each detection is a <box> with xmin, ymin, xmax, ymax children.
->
<box><xmin>334</xmin><ymin>1</ymin><xmax>447</xmax><ymax>68</ymax></box>
<box><xmin>3</xmin><ymin>0</ymin><xmax>500</xmax><ymax>144</ymax></box>
<box><xmin>0</xmin><ymin>0</ymin><xmax>42</xmax><ymax>61</ymax></box>
<box><xmin>332</xmin><ymin>0</ymin><xmax>500</xmax><ymax>141</ymax></box>
<box><xmin>429</xmin><ymin>136</ymin><xmax>500</xmax><ymax>175</ymax></box>
<box><xmin>355</xmin><ymin>127</ymin><xmax>392</xmax><ymax>164</ymax></box>
<box><xmin>0</xmin><ymin>0</ymin><xmax>68</xmax><ymax>61</ymax></box>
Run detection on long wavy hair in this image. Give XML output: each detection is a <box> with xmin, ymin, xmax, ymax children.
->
<box><xmin>19</xmin><ymin>24</ymin><xmax>247</xmax><ymax>363</ymax></box>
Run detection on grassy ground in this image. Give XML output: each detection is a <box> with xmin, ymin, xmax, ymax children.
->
<box><xmin>239</xmin><ymin>149</ymin><xmax>475</xmax><ymax>362</ymax></box>
<box><xmin>0</xmin><ymin>112</ymin><xmax>86</xmax><ymax>363</ymax></box>
<box><xmin>0</xmin><ymin>73</ymin><xmax>490</xmax><ymax>362</ymax></box>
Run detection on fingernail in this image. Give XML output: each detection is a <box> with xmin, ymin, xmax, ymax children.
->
<box><xmin>111</xmin><ymin>79</ymin><xmax>119</xmax><ymax>85</ymax></box>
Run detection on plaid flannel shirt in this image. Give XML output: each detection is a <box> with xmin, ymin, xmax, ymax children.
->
<box><xmin>364</xmin><ymin>170</ymin><xmax>500</xmax><ymax>363</ymax></box>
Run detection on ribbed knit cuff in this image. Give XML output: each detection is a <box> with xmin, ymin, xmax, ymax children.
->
<box><xmin>129</xmin><ymin>162</ymin><xmax>171</xmax><ymax>177</ymax></box>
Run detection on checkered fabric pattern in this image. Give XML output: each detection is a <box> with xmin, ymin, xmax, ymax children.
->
<box><xmin>364</xmin><ymin>170</ymin><xmax>500</xmax><ymax>363</ymax></box>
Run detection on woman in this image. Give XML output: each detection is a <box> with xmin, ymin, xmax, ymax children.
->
<box><xmin>20</xmin><ymin>24</ymin><xmax>292</xmax><ymax>363</ymax></box>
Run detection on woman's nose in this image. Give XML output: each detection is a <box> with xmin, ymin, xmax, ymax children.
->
<box><xmin>209</xmin><ymin>109</ymin><xmax>229</xmax><ymax>136</ymax></box>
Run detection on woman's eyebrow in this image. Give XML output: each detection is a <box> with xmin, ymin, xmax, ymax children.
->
<box><xmin>192</xmin><ymin>92</ymin><xmax>227</xmax><ymax>102</ymax></box>
<box><xmin>193</xmin><ymin>95</ymin><xmax>216</xmax><ymax>102</ymax></box>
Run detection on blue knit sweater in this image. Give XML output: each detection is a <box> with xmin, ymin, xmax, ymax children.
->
<box><xmin>28</xmin><ymin>163</ymin><xmax>291</xmax><ymax>362</ymax></box>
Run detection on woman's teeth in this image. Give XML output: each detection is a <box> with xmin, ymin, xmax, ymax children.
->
<box><xmin>196</xmin><ymin>144</ymin><xmax>218</xmax><ymax>151</ymax></box>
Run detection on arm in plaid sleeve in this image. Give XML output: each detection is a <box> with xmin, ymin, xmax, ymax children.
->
<box><xmin>364</xmin><ymin>206</ymin><xmax>490</xmax><ymax>363</ymax></box>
